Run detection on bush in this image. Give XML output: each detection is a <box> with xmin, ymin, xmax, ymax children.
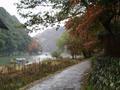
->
<box><xmin>51</xmin><ymin>51</ymin><xmax>61</xmax><ymax>58</ymax></box>
<box><xmin>88</xmin><ymin>57</ymin><xmax>120</xmax><ymax>90</ymax></box>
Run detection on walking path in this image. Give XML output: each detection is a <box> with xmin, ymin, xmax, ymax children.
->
<box><xmin>28</xmin><ymin>60</ymin><xmax>91</xmax><ymax>90</ymax></box>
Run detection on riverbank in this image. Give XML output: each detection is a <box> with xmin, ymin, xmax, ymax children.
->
<box><xmin>0</xmin><ymin>59</ymin><xmax>80</xmax><ymax>90</ymax></box>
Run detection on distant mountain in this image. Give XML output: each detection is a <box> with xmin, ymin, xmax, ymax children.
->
<box><xmin>34</xmin><ymin>27</ymin><xmax>65</xmax><ymax>53</ymax></box>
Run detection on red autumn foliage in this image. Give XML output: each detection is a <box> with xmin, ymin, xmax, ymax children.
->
<box><xmin>69</xmin><ymin>0</ymin><xmax>81</xmax><ymax>6</ymax></box>
<box><xmin>28</xmin><ymin>39</ymin><xmax>40</xmax><ymax>54</ymax></box>
<box><xmin>65</xmin><ymin>4</ymin><xmax>103</xmax><ymax>51</ymax></box>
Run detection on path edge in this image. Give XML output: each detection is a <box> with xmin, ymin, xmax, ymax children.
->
<box><xmin>20</xmin><ymin>60</ymin><xmax>89</xmax><ymax>90</ymax></box>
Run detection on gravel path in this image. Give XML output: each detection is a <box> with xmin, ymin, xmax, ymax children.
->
<box><xmin>28</xmin><ymin>60</ymin><xmax>91</xmax><ymax>90</ymax></box>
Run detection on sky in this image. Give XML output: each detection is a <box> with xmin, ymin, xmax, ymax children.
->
<box><xmin>0</xmin><ymin>0</ymin><xmax>45</xmax><ymax>36</ymax></box>
<box><xmin>0</xmin><ymin>0</ymin><xmax>64</xmax><ymax>37</ymax></box>
<box><xmin>0</xmin><ymin>0</ymin><xmax>54</xmax><ymax>23</ymax></box>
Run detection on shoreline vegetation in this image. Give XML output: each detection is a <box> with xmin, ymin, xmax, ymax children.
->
<box><xmin>84</xmin><ymin>56</ymin><xmax>120</xmax><ymax>90</ymax></box>
<box><xmin>0</xmin><ymin>59</ymin><xmax>80</xmax><ymax>90</ymax></box>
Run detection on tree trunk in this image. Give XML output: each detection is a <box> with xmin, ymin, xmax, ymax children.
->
<box><xmin>99</xmin><ymin>33</ymin><xmax>120</xmax><ymax>57</ymax></box>
<box><xmin>71</xmin><ymin>54</ymin><xmax>74</xmax><ymax>59</ymax></box>
<box><xmin>82</xmin><ymin>50</ymin><xmax>91</xmax><ymax>58</ymax></box>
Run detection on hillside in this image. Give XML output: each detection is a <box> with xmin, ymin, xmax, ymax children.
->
<box><xmin>0</xmin><ymin>7</ymin><xmax>31</xmax><ymax>55</ymax></box>
<box><xmin>34</xmin><ymin>27</ymin><xmax>64</xmax><ymax>53</ymax></box>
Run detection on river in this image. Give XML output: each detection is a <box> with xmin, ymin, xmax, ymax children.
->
<box><xmin>0</xmin><ymin>53</ymin><xmax>53</xmax><ymax>65</ymax></box>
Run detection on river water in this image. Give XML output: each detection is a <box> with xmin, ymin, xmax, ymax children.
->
<box><xmin>0</xmin><ymin>53</ymin><xmax>53</xmax><ymax>65</ymax></box>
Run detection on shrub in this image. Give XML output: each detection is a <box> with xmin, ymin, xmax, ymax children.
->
<box><xmin>88</xmin><ymin>57</ymin><xmax>120</xmax><ymax>90</ymax></box>
<box><xmin>51</xmin><ymin>51</ymin><xmax>61</xmax><ymax>58</ymax></box>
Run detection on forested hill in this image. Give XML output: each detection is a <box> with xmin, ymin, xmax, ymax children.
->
<box><xmin>0</xmin><ymin>7</ymin><xmax>31</xmax><ymax>56</ymax></box>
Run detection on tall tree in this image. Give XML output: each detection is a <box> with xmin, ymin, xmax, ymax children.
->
<box><xmin>16</xmin><ymin>0</ymin><xmax>120</xmax><ymax>56</ymax></box>
<box><xmin>57</xmin><ymin>32</ymin><xmax>82</xmax><ymax>59</ymax></box>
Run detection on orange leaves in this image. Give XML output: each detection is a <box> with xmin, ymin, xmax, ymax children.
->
<box><xmin>65</xmin><ymin>18</ymin><xmax>73</xmax><ymax>30</ymax></box>
<box><xmin>64</xmin><ymin>4</ymin><xmax>103</xmax><ymax>51</ymax></box>
<box><xmin>28</xmin><ymin>39</ymin><xmax>39</xmax><ymax>53</ymax></box>
<box><xmin>76</xmin><ymin>5</ymin><xmax>103</xmax><ymax>32</ymax></box>
<box><xmin>69</xmin><ymin>0</ymin><xmax>81</xmax><ymax>6</ymax></box>
<box><xmin>83</xmin><ymin>41</ymin><xmax>96</xmax><ymax>50</ymax></box>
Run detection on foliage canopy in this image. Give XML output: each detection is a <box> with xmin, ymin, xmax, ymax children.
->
<box><xmin>17</xmin><ymin>0</ymin><xmax>119</xmax><ymax>56</ymax></box>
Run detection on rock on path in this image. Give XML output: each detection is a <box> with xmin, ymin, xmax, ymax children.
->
<box><xmin>28</xmin><ymin>60</ymin><xmax>91</xmax><ymax>90</ymax></box>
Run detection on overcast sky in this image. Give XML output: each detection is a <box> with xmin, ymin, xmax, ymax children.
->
<box><xmin>0</xmin><ymin>0</ymin><xmax>46</xmax><ymax>36</ymax></box>
<box><xmin>0</xmin><ymin>0</ymin><xmax>64</xmax><ymax>37</ymax></box>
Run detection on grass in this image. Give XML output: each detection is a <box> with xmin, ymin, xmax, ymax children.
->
<box><xmin>0</xmin><ymin>59</ymin><xmax>80</xmax><ymax>90</ymax></box>
<box><xmin>80</xmin><ymin>68</ymin><xmax>92</xmax><ymax>90</ymax></box>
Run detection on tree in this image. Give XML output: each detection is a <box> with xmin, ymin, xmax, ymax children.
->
<box><xmin>16</xmin><ymin>0</ymin><xmax>120</xmax><ymax>56</ymax></box>
<box><xmin>57</xmin><ymin>32</ymin><xmax>70</xmax><ymax>52</ymax></box>
<box><xmin>28</xmin><ymin>39</ymin><xmax>42</xmax><ymax>55</ymax></box>
<box><xmin>65</xmin><ymin>17</ymin><xmax>103</xmax><ymax>58</ymax></box>
<box><xmin>51</xmin><ymin>50</ymin><xmax>61</xmax><ymax>59</ymax></box>
<box><xmin>57</xmin><ymin>32</ymin><xmax>82</xmax><ymax>59</ymax></box>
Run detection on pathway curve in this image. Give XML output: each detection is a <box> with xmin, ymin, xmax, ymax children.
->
<box><xmin>28</xmin><ymin>60</ymin><xmax>91</xmax><ymax>90</ymax></box>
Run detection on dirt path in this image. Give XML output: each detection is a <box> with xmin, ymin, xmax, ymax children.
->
<box><xmin>28</xmin><ymin>60</ymin><xmax>91</xmax><ymax>90</ymax></box>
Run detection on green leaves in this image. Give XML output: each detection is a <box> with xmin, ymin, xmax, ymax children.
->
<box><xmin>81</xmin><ymin>0</ymin><xmax>89</xmax><ymax>7</ymax></box>
<box><xmin>99</xmin><ymin>0</ymin><xmax>115</xmax><ymax>5</ymax></box>
<box><xmin>0</xmin><ymin>8</ymin><xmax>31</xmax><ymax>55</ymax></box>
<box><xmin>89</xmin><ymin>57</ymin><xmax>120</xmax><ymax>90</ymax></box>
<box><xmin>51</xmin><ymin>50</ymin><xmax>61</xmax><ymax>58</ymax></box>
